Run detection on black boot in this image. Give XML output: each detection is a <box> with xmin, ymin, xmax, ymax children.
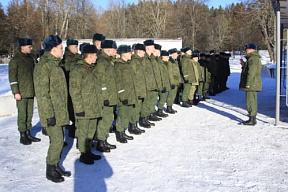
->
<box><xmin>156</xmin><ymin>109</ymin><xmax>169</xmax><ymax>118</ymax></box>
<box><xmin>26</xmin><ymin>130</ymin><xmax>41</xmax><ymax>142</ymax></box>
<box><xmin>109</xmin><ymin>125</ymin><xmax>116</xmax><ymax>133</ymax></box>
<box><xmin>104</xmin><ymin>139</ymin><xmax>116</xmax><ymax>149</ymax></box>
<box><xmin>55</xmin><ymin>163</ymin><xmax>71</xmax><ymax>177</ymax></box>
<box><xmin>116</xmin><ymin>131</ymin><xmax>128</xmax><ymax>143</ymax></box>
<box><xmin>135</xmin><ymin>122</ymin><xmax>145</xmax><ymax>133</ymax></box>
<box><xmin>46</xmin><ymin>164</ymin><xmax>64</xmax><ymax>182</ymax></box>
<box><xmin>148</xmin><ymin>113</ymin><xmax>162</xmax><ymax>121</ymax></box>
<box><xmin>139</xmin><ymin>117</ymin><xmax>151</xmax><ymax>128</ymax></box>
<box><xmin>122</xmin><ymin>131</ymin><xmax>134</xmax><ymax>140</ymax></box>
<box><xmin>242</xmin><ymin>116</ymin><xmax>257</xmax><ymax>126</ymax></box>
<box><xmin>80</xmin><ymin>152</ymin><xmax>94</xmax><ymax>165</ymax></box>
<box><xmin>42</xmin><ymin>127</ymin><xmax>48</xmax><ymax>136</ymax></box>
<box><xmin>20</xmin><ymin>132</ymin><xmax>32</xmax><ymax>145</ymax></box>
<box><xmin>166</xmin><ymin>106</ymin><xmax>177</xmax><ymax>114</ymax></box>
<box><xmin>182</xmin><ymin>101</ymin><xmax>190</xmax><ymax>108</ymax></box>
<box><xmin>128</xmin><ymin>123</ymin><xmax>142</xmax><ymax>135</ymax></box>
<box><xmin>87</xmin><ymin>151</ymin><xmax>102</xmax><ymax>160</ymax></box>
<box><xmin>187</xmin><ymin>100</ymin><xmax>193</xmax><ymax>107</ymax></box>
<box><xmin>204</xmin><ymin>95</ymin><xmax>210</xmax><ymax>99</ymax></box>
<box><xmin>193</xmin><ymin>99</ymin><xmax>200</xmax><ymax>106</ymax></box>
<box><xmin>146</xmin><ymin>117</ymin><xmax>155</xmax><ymax>126</ymax></box>
<box><xmin>96</xmin><ymin>140</ymin><xmax>110</xmax><ymax>152</ymax></box>
<box><xmin>198</xmin><ymin>96</ymin><xmax>205</xmax><ymax>101</ymax></box>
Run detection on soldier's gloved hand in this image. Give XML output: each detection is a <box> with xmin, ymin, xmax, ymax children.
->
<box><xmin>161</xmin><ymin>87</ymin><xmax>167</xmax><ymax>93</ymax></box>
<box><xmin>138</xmin><ymin>96</ymin><xmax>142</xmax><ymax>100</ymax></box>
<box><xmin>184</xmin><ymin>80</ymin><xmax>189</xmax><ymax>83</ymax></box>
<box><xmin>171</xmin><ymin>84</ymin><xmax>175</xmax><ymax>89</ymax></box>
<box><xmin>76</xmin><ymin>112</ymin><xmax>85</xmax><ymax>117</ymax></box>
<box><xmin>104</xmin><ymin>100</ymin><xmax>109</xmax><ymax>106</ymax></box>
<box><xmin>47</xmin><ymin>117</ymin><xmax>56</xmax><ymax>127</ymax></box>
<box><xmin>122</xmin><ymin>99</ymin><xmax>128</xmax><ymax>105</ymax></box>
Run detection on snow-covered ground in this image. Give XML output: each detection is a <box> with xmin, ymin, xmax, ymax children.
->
<box><xmin>1</xmin><ymin>56</ymin><xmax>288</xmax><ymax>192</ymax></box>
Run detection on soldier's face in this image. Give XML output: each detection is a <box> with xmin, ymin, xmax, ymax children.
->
<box><xmin>90</xmin><ymin>53</ymin><xmax>97</xmax><ymax>63</ymax></box>
<box><xmin>51</xmin><ymin>44</ymin><xmax>64</xmax><ymax>59</ymax></box>
<box><xmin>21</xmin><ymin>45</ymin><xmax>33</xmax><ymax>54</ymax></box>
<box><xmin>171</xmin><ymin>53</ymin><xmax>177</xmax><ymax>60</ymax></box>
<box><xmin>162</xmin><ymin>56</ymin><xmax>169</xmax><ymax>62</ymax></box>
<box><xmin>186</xmin><ymin>50</ymin><xmax>192</xmax><ymax>55</ymax></box>
<box><xmin>68</xmin><ymin>45</ymin><xmax>78</xmax><ymax>54</ymax></box>
<box><xmin>154</xmin><ymin>49</ymin><xmax>160</xmax><ymax>57</ymax></box>
<box><xmin>137</xmin><ymin>50</ymin><xmax>145</xmax><ymax>57</ymax></box>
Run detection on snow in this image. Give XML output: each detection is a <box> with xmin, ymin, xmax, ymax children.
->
<box><xmin>1</xmin><ymin>56</ymin><xmax>288</xmax><ymax>192</ymax></box>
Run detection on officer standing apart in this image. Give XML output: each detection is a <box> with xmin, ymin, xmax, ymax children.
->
<box><xmin>34</xmin><ymin>35</ymin><xmax>71</xmax><ymax>183</ymax></box>
<box><xmin>9</xmin><ymin>37</ymin><xmax>41</xmax><ymax>145</ymax></box>
<box><xmin>239</xmin><ymin>43</ymin><xmax>262</xmax><ymax>126</ymax></box>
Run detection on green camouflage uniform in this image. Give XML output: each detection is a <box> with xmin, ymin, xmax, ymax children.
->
<box><xmin>239</xmin><ymin>51</ymin><xmax>262</xmax><ymax>116</ymax></box>
<box><xmin>114</xmin><ymin>58</ymin><xmax>138</xmax><ymax>132</ymax></box>
<box><xmin>34</xmin><ymin>51</ymin><xmax>69</xmax><ymax>165</ymax></box>
<box><xmin>141</xmin><ymin>53</ymin><xmax>158</xmax><ymax>117</ymax></box>
<box><xmin>150</xmin><ymin>55</ymin><xmax>162</xmax><ymax>112</ymax></box>
<box><xmin>69</xmin><ymin>59</ymin><xmax>103</xmax><ymax>153</ymax></box>
<box><xmin>188</xmin><ymin>60</ymin><xmax>200</xmax><ymax>100</ymax></box>
<box><xmin>157</xmin><ymin>57</ymin><xmax>170</xmax><ymax>110</ymax></box>
<box><xmin>9</xmin><ymin>50</ymin><xmax>35</xmax><ymax>132</ymax></box>
<box><xmin>130</xmin><ymin>54</ymin><xmax>147</xmax><ymax>123</ymax></box>
<box><xmin>198</xmin><ymin>59</ymin><xmax>211</xmax><ymax>97</ymax></box>
<box><xmin>95</xmin><ymin>51</ymin><xmax>118</xmax><ymax>141</ymax></box>
<box><xmin>181</xmin><ymin>54</ymin><xmax>195</xmax><ymax>101</ymax></box>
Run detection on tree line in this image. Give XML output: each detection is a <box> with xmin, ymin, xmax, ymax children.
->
<box><xmin>0</xmin><ymin>0</ymin><xmax>276</xmax><ymax>61</ymax></box>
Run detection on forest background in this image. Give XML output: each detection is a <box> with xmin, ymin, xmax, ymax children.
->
<box><xmin>0</xmin><ymin>0</ymin><xmax>276</xmax><ymax>61</ymax></box>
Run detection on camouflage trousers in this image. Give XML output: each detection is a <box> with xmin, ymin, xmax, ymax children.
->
<box><xmin>46</xmin><ymin>125</ymin><xmax>65</xmax><ymax>165</ymax></box>
<box><xmin>116</xmin><ymin>105</ymin><xmax>134</xmax><ymax>132</ymax></box>
<box><xmin>198</xmin><ymin>82</ymin><xmax>209</xmax><ymax>96</ymax></box>
<box><xmin>131</xmin><ymin>99</ymin><xmax>142</xmax><ymax>124</ymax></box>
<box><xmin>188</xmin><ymin>85</ymin><xmax>197</xmax><ymax>100</ymax></box>
<box><xmin>182</xmin><ymin>83</ymin><xmax>192</xmax><ymax>102</ymax></box>
<box><xmin>76</xmin><ymin>118</ymin><xmax>98</xmax><ymax>153</ymax></box>
<box><xmin>166</xmin><ymin>88</ymin><xmax>177</xmax><ymax>107</ymax></box>
<box><xmin>16</xmin><ymin>98</ymin><xmax>34</xmax><ymax>132</ymax></box>
<box><xmin>141</xmin><ymin>91</ymin><xmax>158</xmax><ymax>117</ymax></box>
<box><xmin>246</xmin><ymin>91</ymin><xmax>258</xmax><ymax>116</ymax></box>
<box><xmin>158</xmin><ymin>91</ymin><xmax>167</xmax><ymax>110</ymax></box>
<box><xmin>96</xmin><ymin>106</ymin><xmax>113</xmax><ymax>141</ymax></box>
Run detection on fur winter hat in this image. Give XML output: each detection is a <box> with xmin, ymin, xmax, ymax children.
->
<box><xmin>92</xmin><ymin>33</ymin><xmax>105</xmax><ymax>41</ymax></box>
<box><xmin>42</xmin><ymin>35</ymin><xmax>62</xmax><ymax>51</ymax></box>
<box><xmin>154</xmin><ymin>44</ymin><xmax>162</xmax><ymax>51</ymax></box>
<box><xmin>160</xmin><ymin>50</ymin><xmax>169</xmax><ymax>56</ymax></box>
<box><xmin>81</xmin><ymin>44</ymin><xmax>97</xmax><ymax>54</ymax></box>
<box><xmin>182</xmin><ymin>46</ymin><xmax>191</xmax><ymax>53</ymax></box>
<box><xmin>134</xmin><ymin>44</ymin><xmax>145</xmax><ymax>51</ymax></box>
<box><xmin>143</xmin><ymin>39</ymin><xmax>154</xmax><ymax>46</ymax></box>
<box><xmin>101</xmin><ymin>40</ymin><xmax>115</xmax><ymax>49</ymax></box>
<box><xmin>117</xmin><ymin>45</ymin><xmax>131</xmax><ymax>54</ymax></box>
<box><xmin>17</xmin><ymin>37</ymin><xmax>32</xmax><ymax>46</ymax></box>
<box><xmin>168</xmin><ymin>48</ymin><xmax>178</xmax><ymax>54</ymax></box>
<box><xmin>245</xmin><ymin>43</ymin><xmax>257</xmax><ymax>50</ymax></box>
<box><xmin>67</xmin><ymin>39</ymin><xmax>78</xmax><ymax>46</ymax></box>
<box><xmin>79</xmin><ymin>43</ymin><xmax>90</xmax><ymax>53</ymax></box>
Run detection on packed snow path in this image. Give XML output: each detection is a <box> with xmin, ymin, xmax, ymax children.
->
<box><xmin>1</xmin><ymin>57</ymin><xmax>288</xmax><ymax>192</ymax></box>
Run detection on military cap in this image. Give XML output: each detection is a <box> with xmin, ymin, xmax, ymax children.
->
<box><xmin>112</xmin><ymin>40</ymin><xmax>117</xmax><ymax>49</ymax></box>
<box><xmin>182</xmin><ymin>46</ymin><xmax>191</xmax><ymax>53</ymax></box>
<box><xmin>81</xmin><ymin>44</ymin><xmax>97</xmax><ymax>54</ymax></box>
<box><xmin>17</xmin><ymin>37</ymin><xmax>32</xmax><ymax>46</ymax></box>
<box><xmin>134</xmin><ymin>43</ymin><xmax>145</xmax><ymax>51</ymax></box>
<box><xmin>117</xmin><ymin>45</ymin><xmax>131</xmax><ymax>54</ymax></box>
<box><xmin>132</xmin><ymin>43</ymin><xmax>136</xmax><ymax>50</ymax></box>
<box><xmin>209</xmin><ymin>50</ymin><xmax>216</xmax><ymax>54</ymax></box>
<box><xmin>79</xmin><ymin>43</ymin><xmax>90</xmax><ymax>53</ymax></box>
<box><xmin>67</xmin><ymin>39</ymin><xmax>78</xmax><ymax>46</ymax></box>
<box><xmin>143</xmin><ymin>39</ymin><xmax>154</xmax><ymax>46</ymax></box>
<box><xmin>38</xmin><ymin>49</ymin><xmax>45</xmax><ymax>57</ymax></box>
<box><xmin>205</xmin><ymin>54</ymin><xmax>211</xmax><ymax>58</ymax></box>
<box><xmin>101</xmin><ymin>40</ymin><xmax>115</xmax><ymax>49</ymax></box>
<box><xmin>92</xmin><ymin>33</ymin><xmax>105</xmax><ymax>41</ymax></box>
<box><xmin>245</xmin><ymin>43</ymin><xmax>257</xmax><ymax>50</ymax></box>
<box><xmin>192</xmin><ymin>53</ymin><xmax>199</xmax><ymax>58</ymax></box>
<box><xmin>168</xmin><ymin>48</ymin><xmax>178</xmax><ymax>54</ymax></box>
<box><xmin>42</xmin><ymin>35</ymin><xmax>62</xmax><ymax>51</ymax></box>
<box><xmin>193</xmin><ymin>49</ymin><xmax>200</xmax><ymax>54</ymax></box>
<box><xmin>199</xmin><ymin>53</ymin><xmax>206</xmax><ymax>57</ymax></box>
<box><xmin>154</xmin><ymin>44</ymin><xmax>162</xmax><ymax>51</ymax></box>
<box><xmin>160</xmin><ymin>50</ymin><xmax>169</xmax><ymax>56</ymax></box>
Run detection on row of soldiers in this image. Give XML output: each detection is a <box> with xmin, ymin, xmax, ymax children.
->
<box><xmin>8</xmin><ymin>33</ymin><xmax>230</xmax><ymax>183</ymax></box>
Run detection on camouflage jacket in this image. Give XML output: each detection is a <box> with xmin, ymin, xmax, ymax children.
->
<box><xmin>95</xmin><ymin>51</ymin><xmax>118</xmax><ymax>106</ymax></box>
<box><xmin>169</xmin><ymin>57</ymin><xmax>183</xmax><ymax>84</ymax></box>
<box><xmin>62</xmin><ymin>49</ymin><xmax>82</xmax><ymax>72</ymax></box>
<box><xmin>34</xmin><ymin>52</ymin><xmax>69</xmax><ymax>126</ymax></box>
<box><xmin>157</xmin><ymin>58</ymin><xmax>170</xmax><ymax>91</ymax></box>
<box><xmin>239</xmin><ymin>51</ymin><xmax>262</xmax><ymax>92</ymax></box>
<box><xmin>150</xmin><ymin>54</ymin><xmax>163</xmax><ymax>91</ymax></box>
<box><xmin>181</xmin><ymin>54</ymin><xmax>197</xmax><ymax>84</ymax></box>
<box><xmin>199</xmin><ymin>59</ymin><xmax>211</xmax><ymax>83</ymax></box>
<box><xmin>69</xmin><ymin>59</ymin><xmax>103</xmax><ymax>119</ymax></box>
<box><xmin>9</xmin><ymin>51</ymin><xmax>35</xmax><ymax>98</ymax></box>
<box><xmin>142</xmin><ymin>53</ymin><xmax>157</xmax><ymax>91</ymax></box>
<box><xmin>114</xmin><ymin>58</ymin><xmax>137</xmax><ymax>107</ymax></box>
<box><xmin>130</xmin><ymin>54</ymin><xmax>147</xmax><ymax>98</ymax></box>
<box><xmin>191</xmin><ymin>60</ymin><xmax>200</xmax><ymax>86</ymax></box>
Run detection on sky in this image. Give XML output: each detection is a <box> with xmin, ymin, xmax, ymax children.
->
<box><xmin>0</xmin><ymin>0</ymin><xmax>243</xmax><ymax>10</ymax></box>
